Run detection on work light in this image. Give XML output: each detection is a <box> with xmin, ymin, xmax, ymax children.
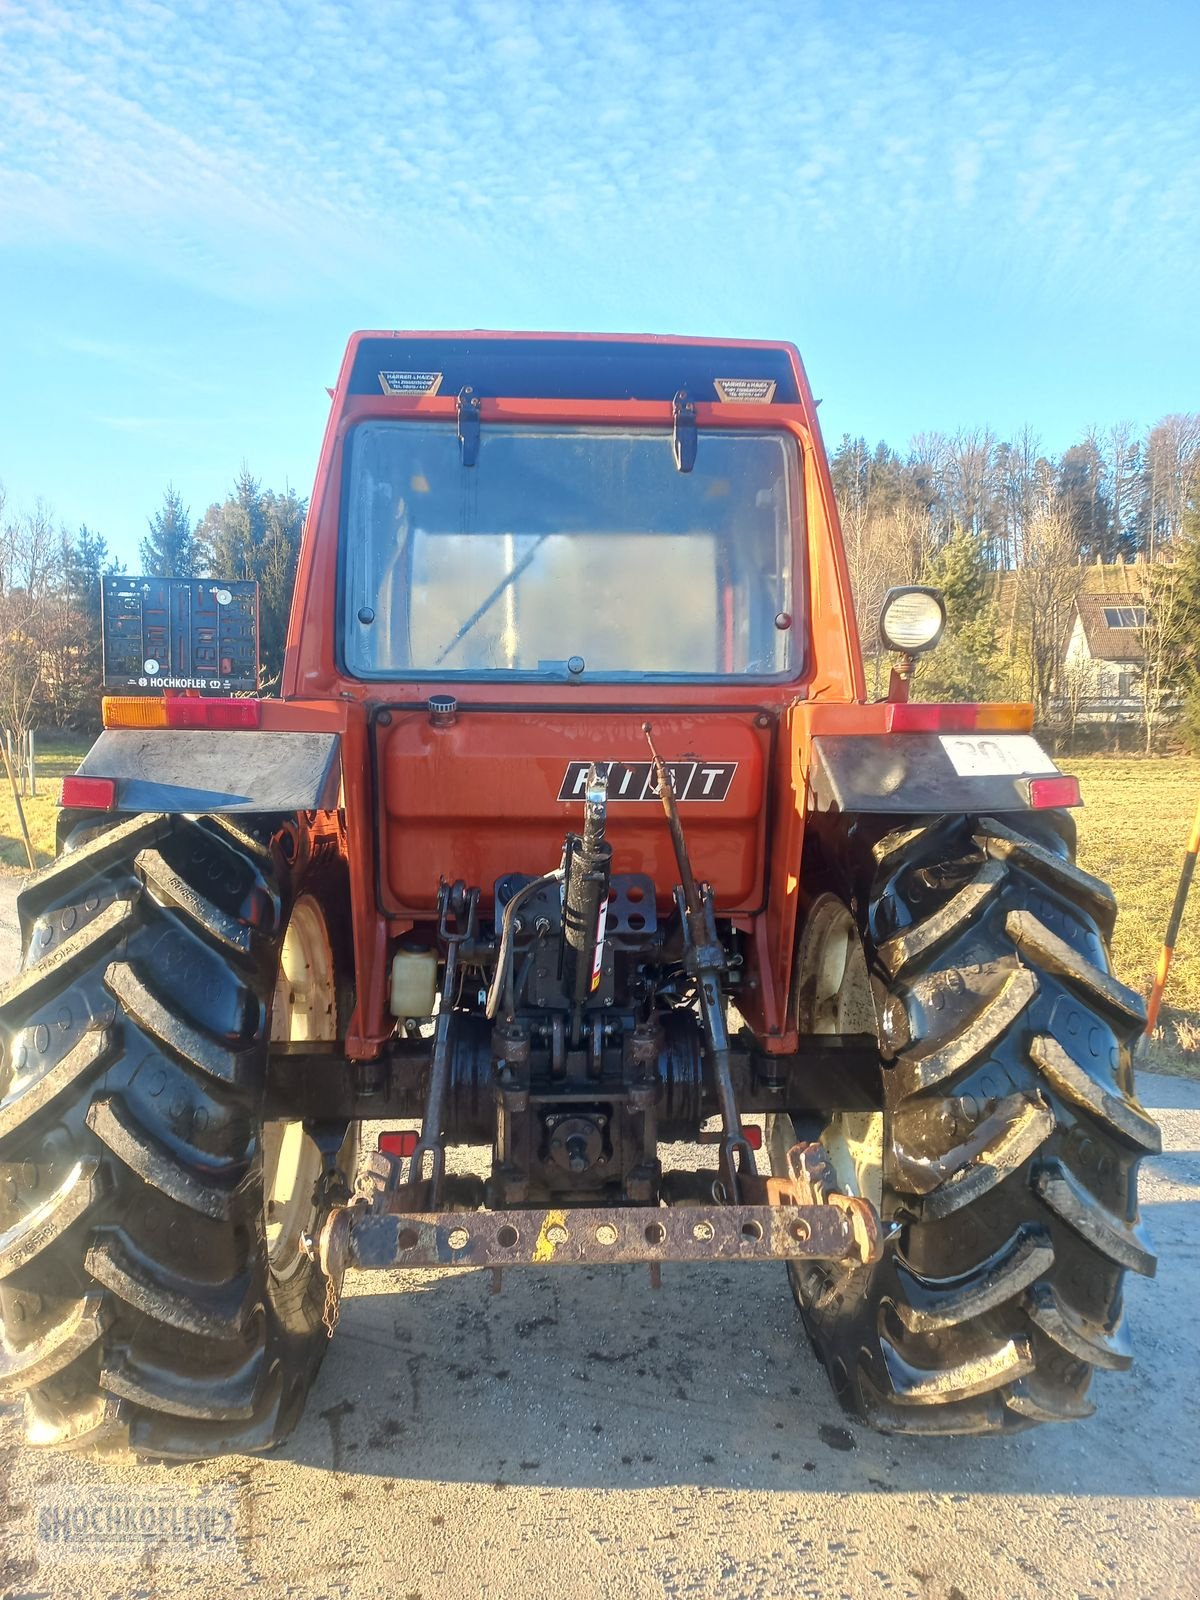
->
<box><xmin>879</xmin><ymin>587</ymin><xmax>946</xmax><ymax>654</ymax></box>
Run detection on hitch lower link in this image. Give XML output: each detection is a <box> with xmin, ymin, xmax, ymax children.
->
<box><xmin>306</xmin><ymin>1140</ymin><xmax>882</xmax><ymax>1326</ymax></box>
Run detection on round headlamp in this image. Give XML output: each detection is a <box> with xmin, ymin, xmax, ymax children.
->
<box><xmin>879</xmin><ymin>587</ymin><xmax>946</xmax><ymax>654</ymax></box>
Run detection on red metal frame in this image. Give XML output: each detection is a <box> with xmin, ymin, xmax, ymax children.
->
<box><xmin>275</xmin><ymin>331</ymin><xmax>869</xmax><ymax>1060</ymax></box>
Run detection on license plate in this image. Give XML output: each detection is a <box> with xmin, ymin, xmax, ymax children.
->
<box><xmin>939</xmin><ymin>734</ymin><xmax>1058</xmax><ymax>779</ymax></box>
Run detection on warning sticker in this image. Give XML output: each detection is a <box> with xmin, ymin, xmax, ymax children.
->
<box><xmin>379</xmin><ymin>370</ymin><xmax>444</xmax><ymax>396</ymax></box>
<box><xmin>713</xmin><ymin>378</ymin><xmax>777</xmax><ymax>404</ymax></box>
<box><xmin>591</xmin><ymin>897</ymin><xmax>608</xmax><ymax>991</ymax></box>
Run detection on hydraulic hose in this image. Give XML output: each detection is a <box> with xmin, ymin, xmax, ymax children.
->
<box><xmin>484</xmin><ymin>869</ymin><xmax>564</xmax><ymax>1021</ymax></box>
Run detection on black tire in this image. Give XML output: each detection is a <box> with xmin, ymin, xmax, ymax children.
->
<box><xmin>781</xmin><ymin>811</ymin><xmax>1160</xmax><ymax>1434</ymax></box>
<box><xmin>0</xmin><ymin>810</ymin><xmax>356</xmax><ymax>1460</ymax></box>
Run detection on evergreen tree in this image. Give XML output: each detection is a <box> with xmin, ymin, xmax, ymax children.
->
<box><xmin>1168</xmin><ymin>502</ymin><xmax>1200</xmax><ymax>749</ymax></box>
<box><xmin>60</xmin><ymin>525</ymin><xmax>111</xmax><ymax>716</ymax></box>
<box><xmin>140</xmin><ymin>485</ymin><xmax>197</xmax><ymax>576</ymax></box>
<box><xmin>915</xmin><ymin>526</ymin><xmax>1002</xmax><ymax>701</ymax></box>
<box><xmin>1057</xmin><ymin>440</ymin><xmax>1112</xmax><ymax>561</ymax></box>
<box><xmin>195</xmin><ymin>468</ymin><xmax>306</xmax><ymax>688</ymax></box>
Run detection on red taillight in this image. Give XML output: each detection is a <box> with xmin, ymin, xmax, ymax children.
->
<box><xmin>744</xmin><ymin>1124</ymin><xmax>762</xmax><ymax>1151</ymax></box>
<box><xmin>102</xmin><ymin>696</ymin><xmax>262</xmax><ymax>730</ymax></box>
<box><xmin>378</xmin><ymin>1130</ymin><xmax>419</xmax><ymax>1159</ymax></box>
<box><xmin>1027</xmin><ymin>775</ymin><xmax>1082</xmax><ymax>810</ymax></box>
<box><xmin>165</xmin><ymin>697</ymin><xmax>261</xmax><ymax>729</ymax></box>
<box><xmin>886</xmin><ymin>702</ymin><xmax>980</xmax><ymax>733</ymax></box>
<box><xmin>60</xmin><ymin>775</ymin><xmax>117</xmax><ymax>810</ymax></box>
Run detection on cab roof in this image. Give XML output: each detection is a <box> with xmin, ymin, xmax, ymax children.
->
<box><xmin>343</xmin><ymin>330</ymin><xmax>804</xmax><ymax>404</ymax></box>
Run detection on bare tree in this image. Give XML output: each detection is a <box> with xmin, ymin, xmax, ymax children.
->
<box><xmin>1142</xmin><ymin>414</ymin><xmax>1200</xmax><ymax>557</ymax></box>
<box><xmin>996</xmin><ymin>426</ymin><xmax>1043</xmax><ymax>569</ymax></box>
<box><xmin>840</xmin><ymin>499</ymin><xmax>893</xmax><ymax>658</ymax></box>
<box><xmin>1014</xmin><ymin>489</ymin><xmax>1085</xmax><ymax>721</ymax></box>
<box><xmin>0</xmin><ymin>498</ymin><xmax>73</xmax><ymax>744</ymax></box>
<box><xmin>833</xmin><ymin>439</ymin><xmax>940</xmax><ymax>695</ymax></box>
<box><xmin>1106</xmin><ymin>420</ymin><xmax>1142</xmax><ymax>556</ymax></box>
<box><xmin>1060</xmin><ymin>655</ymin><xmax>1099</xmax><ymax>748</ymax></box>
<box><xmin>944</xmin><ymin>427</ymin><xmax>999</xmax><ymax>553</ymax></box>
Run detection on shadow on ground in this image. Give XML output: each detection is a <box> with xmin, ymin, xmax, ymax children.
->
<box><xmin>263</xmin><ymin>1074</ymin><xmax>1200</xmax><ymax>1497</ymax></box>
<box><xmin>2</xmin><ymin>1074</ymin><xmax>1194</xmax><ymax>1509</ymax></box>
<box><xmin>274</xmin><ymin>1188</ymin><xmax>1196</xmax><ymax>1499</ymax></box>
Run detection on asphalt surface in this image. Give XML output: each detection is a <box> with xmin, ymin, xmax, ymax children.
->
<box><xmin>0</xmin><ymin>872</ymin><xmax>1197</xmax><ymax>1600</ymax></box>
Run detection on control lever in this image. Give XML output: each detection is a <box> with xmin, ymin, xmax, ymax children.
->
<box><xmin>644</xmin><ymin>724</ymin><xmax>757</xmax><ymax>1201</ymax></box>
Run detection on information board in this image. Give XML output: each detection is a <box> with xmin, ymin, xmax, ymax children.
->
<box><xmin>101</xmin><ymin>577</ymin><xmax>260</xmax><ymax>691</ymax></box>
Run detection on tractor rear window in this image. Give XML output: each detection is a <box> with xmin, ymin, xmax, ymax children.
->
<box><xmin>340</xmin><ymin>422</ymin><xmax>799</xmax><ymax>680</ymax></box>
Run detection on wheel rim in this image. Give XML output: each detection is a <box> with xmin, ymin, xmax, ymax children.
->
<box><xmin>263</xmin><ymin>895</ymin><xmax>335</xmax><ymax>1279</ymax></box>
<box><xmin>793</xmin><ymin>895</ymin><xmax>884</xmax><ymax>1208</ymax></box>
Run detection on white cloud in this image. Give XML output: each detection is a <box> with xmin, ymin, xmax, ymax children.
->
<box><xmin>0</xmin><ymin>0</ymin><xmax>1195</xmax><ymax>310</ymax></box>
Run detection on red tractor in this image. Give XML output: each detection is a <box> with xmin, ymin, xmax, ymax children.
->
<box><xmin>0</xmin><ymin>333</ymin><xmax>1159</xmax><ymax>1459</ymax></box>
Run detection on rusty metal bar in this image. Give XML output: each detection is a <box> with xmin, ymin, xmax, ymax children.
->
<box><xmin>328</xmin><ymin>1201</ymin><xmax>863</xmax><ymax>1273</ymax></box>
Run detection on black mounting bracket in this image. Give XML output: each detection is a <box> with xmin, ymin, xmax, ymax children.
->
<box><xmin>457</xmin><ymin>386</ymin><xmax>481</xmax><ymax>467</ymax></box>
<box><xmin>672</xmin><ymin>390</ymin><xmax>696</xmax><ymax>473</ymax></box>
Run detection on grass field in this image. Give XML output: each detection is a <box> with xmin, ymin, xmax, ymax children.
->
<box><xmin>0</xmin><ymin>737</ymin><xmax>88</xmax><ymax>870</ymax></box>
<box><xmin>2</xmin><ymin>740</ymin><xmax>1197</xmax><ymax>1073</ymax></box>
<box><xmin>1071</xmin><ymin>757</ymin><xmax>1200</xmax><ymax>1073</ymax></box>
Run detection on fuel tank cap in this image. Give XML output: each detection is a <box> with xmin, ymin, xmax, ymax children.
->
<box><xmin>427</xmin><ymin>695</ymin><xmax>458</xmax><ymax>727</ymax></box>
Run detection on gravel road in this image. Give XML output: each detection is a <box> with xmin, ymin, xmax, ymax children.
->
<box><xmin>0</xmin><ymin>870</ymin><xmax>1197</xmax><ymax>1600</ymax></box>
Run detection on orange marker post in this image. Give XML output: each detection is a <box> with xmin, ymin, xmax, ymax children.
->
<box><xmin>1145</xmin><ymin>793</ymin><xmax>1200</xmax><ymax>1040</ymax></box>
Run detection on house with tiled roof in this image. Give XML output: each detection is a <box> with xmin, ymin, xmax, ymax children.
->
<box><xmin>1060</xmin><ymin>564</ymin><xmax>1149</xmax><ymax>721</ymax></box>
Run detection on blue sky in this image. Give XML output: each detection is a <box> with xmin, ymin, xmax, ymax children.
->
<box><xmin>1</xmin><ymin>0</ymin><xmax>1197</xmax><ymax>566</ymax></box>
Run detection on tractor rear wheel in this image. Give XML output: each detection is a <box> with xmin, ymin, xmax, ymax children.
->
<box><xmin>775</xmin><ymin>811</ymin><xmax>1160</xmax><ymax>1434</ymax></box>
<box><xmin>0</xmin><ymin>811</ymin><xmax>357</xmax><ymax>1460</ymax></box>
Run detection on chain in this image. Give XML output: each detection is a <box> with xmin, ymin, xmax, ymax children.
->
<box><xmin>322</xmin><ymin>1271</ymin><xmax>341</xmax><ymax>1338</ymax></box>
